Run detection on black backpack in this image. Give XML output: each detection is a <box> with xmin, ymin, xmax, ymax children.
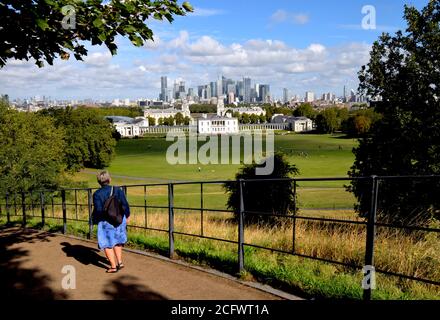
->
<box><xmin>103</xmin><ymin>186</ymin><xmax>124</xmax><ymax>227</ymax></box>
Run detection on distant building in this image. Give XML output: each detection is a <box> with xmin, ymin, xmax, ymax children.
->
<box><xmin>305</xmin><ymin>91</ymin><xmax>315</xmax><ymax>103</ymax></box>
<box><xmin>243</xmin><ymin>77</ymin><xmax>252</xmax><ymax>103</ymax></box>
<box><xmin>160</xmin><ymin>76</ymin><xmax>168</xmax><ymax>102</ymax></box>
<box><xmin>197</xmin><ymin>114</ymin><xmax>239</xmax><ymax>134</ymax></box>
<box><xmin>283</xmin><ymin>88</ymin><xmax>290</xmax><ymax>103</ymax></box>
<box><xmin>230</xmin><ymin>106</ymin><xmax>266</xmax><ymax>116</ymax></box>
<box><xmin>106</xmin><ymin>116</ymin><xmax>149</xmax><ymax>138</ymax></box>
<box><xmin>259</xmin><ymin>84</ymin><xmax>270</xmax><ymax>103</ymax></box>
<box><xmin>197</xmin><ymin>94</ymin><xmax>239</xmax><ymax>134</ymax></box>
<box><xmin>271</xmin><ymin>115</ymin><xmax>314</xmax><ymax>132</ymax></box>
<box><xmin>144</xmin><ymin>102</ymin><xmax>191</xmax><ymax>125</ymax></box>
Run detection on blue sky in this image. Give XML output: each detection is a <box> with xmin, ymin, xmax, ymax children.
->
<box><xmin>0</xmin><ymin>0</ymin><xmax>428</xmax><ymax>101</ymax></box>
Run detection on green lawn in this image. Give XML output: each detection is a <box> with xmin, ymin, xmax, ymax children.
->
<box><xmin>73</xmin><ymin>133</ymin><xmax>358</xmax><ymax>210</ymax></box>
<box><xmin>80</xmin><ymin>133</ymin><xmax>357</xmax><ymax>182</ymax></box>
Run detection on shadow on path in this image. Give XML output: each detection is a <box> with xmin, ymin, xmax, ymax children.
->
<box><xmin>60</xmin><ymin>242</ymin><xmax>108</xmax><ymax>270</ymax></box>
<box><xmin>0</xmin><ymin>227</ymin><xmax>68</xmax><ymax>299</ymax></box>
<box><xmin>103</xmin><ymin>275</ymin><xmax>168</xmax><ymax>300</ymax></box>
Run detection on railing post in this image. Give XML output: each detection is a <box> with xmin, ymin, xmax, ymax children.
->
<box><xmin>87</xmin><ymin>189</ymin><xmax>93</xmax><ymax>240</ymax></box>
<box><xmin>40</xmin><ymin>192</ymin><xmax>45</xmax><ymax>227</ymax></box>
<box><xmin>292</xmin><ymin>179</ymin><xmax>297</xmax><ymax>254</ymax></box>
<box><xmin>14</xmin><ymin>193</ymin><xmax>17</xmax><ymax>216</ymax></box>
<box><xmin>144</xmin><ymin>185</ymin><xmax>147</xmax><ymax>228</ymax></box>
<box><xmin>168</xmin><ymin>183</ymin><xmax>175</xmax><ymax>259</ymax></box>
<box><xmin>61</xmin><ymin>190</ymin><xmax>67</xmax><ymax>234</ymax></box>
<box><xmin>5</xmin><ymin>193</ymin><xmax>10</xmax><ymax>224</ymax></box>
<box><xmin>238</xmin><ymin>179</ymin><xmax>245</xmax><ymax>273</ymax></box>
<box><xmin>74</xmin><ymin>189</ymin><xmax>78</xmax><ymax>220</ymax></box>
<box><xmin>200</xmin><ymin>182</ymin><xmax>204</xmax><ymax>236</ymax></box>
<box><xmin>363</xmin><ymin>176</ymin><xmax>379</xmax><ymax>301</ymax></box>
<box><xmin>21</xmin><ymin>192</ymin><xmax>26</xmax><ymax>228</ymax></box>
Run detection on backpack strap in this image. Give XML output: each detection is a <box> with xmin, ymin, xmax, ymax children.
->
<box><xmin>110</xmin><ymin>186</ymin><xmax>114</xmax><ymax>197</ymax></box>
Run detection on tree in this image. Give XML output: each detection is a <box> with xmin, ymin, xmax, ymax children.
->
<box><xmin>315</xmin><ymin>107</ymin><xmax>339</xmax><ymax>133</ymax></box>
<box><xmin>241</xmin><ymin>113</ymin><xmax>251</xmax><ymax>124</ymax></box>
<box><xmin>259</xmin><ymin>114</ymin><xmax>266</xmax><ymax>123</ymax></box>
<box><xmin>249</xmin><ymin>114</ymin><xmax>259</xmax><ymax>124</ymax></box>
<box><xmin>148</xmin><ymin>116</ymin><xmax>156</xmax><ymax>126</ymax></box>
<box><xmin>293</xmin><ymin>103</ymin><xmax>317</xmax><ymax>119</ymax></box>
<box><xmin>189</xmin><ymin>104</ymin><xmax>217</xmax><ymax>113</ymax></box>
<box><xmin>0</xmin><ymin>102</ymin><xmax>66</xmax><ymax>194</ymax></box>
<box><xmin>174</xmin><ymin>112</ymin><xmax>184</xmax><ymax>125</ymax></box>
<box><xmin>163</xmin><ymin>115</ymin><xmax>174</xmax><ymax>126</ymax></box>
<box><xmin>0</xmin><ymin>0</ymin><xmax>193</xmax><ymax>67</ymax></box>
<box><xmin>223</xmin><ymin>153</ymin><xmax>299</xmax><ymax>226</ymax></box>
<box><xmin>342</xmin><ymin>109</ymin><xmax>381</xmax><ymax>137</ymax></box>
<box><xmin>40</xmin><ymin>107</ymin><xmax>116</xmax><ymax>171</ymax></box>
<box><xmin>158</xmin><ymin>117</ymin><xmax>164</xmax><ymax>125</ymax></box>
<box><xmin>348</xmin><ymin>1</ymin><xmax>440</xmax><ymax>226</ymax></box>
<box><xmin>183</xmin><ymin>116</ymin><xmax>191</xmax><ymax>125</ymax></box>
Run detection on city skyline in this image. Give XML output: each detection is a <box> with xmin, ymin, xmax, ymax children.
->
<box><xmin>0</xmin><ymin>0</ymin><xmax>428</xmax><ymax>100</ymax></box>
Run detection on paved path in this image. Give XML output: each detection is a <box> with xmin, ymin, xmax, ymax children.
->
<box><xmin>0</xmin><ymin>227</ymin><xmax>296</xmax><ymax>300</ymax></box>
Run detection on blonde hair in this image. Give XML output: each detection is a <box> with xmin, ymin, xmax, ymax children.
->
<box><xmin>97</xmin><ymin>170</ymin><xmax>111</xmax><ymax>186</ymax></box>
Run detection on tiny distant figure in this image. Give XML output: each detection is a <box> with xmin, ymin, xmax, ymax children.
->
<box><xmin>198</xmin><ymin>167</ymin><xmax>201</xmax><ymax>172</ymax></box>
<box><xmin>339</xmin><ymin>145</ymin><xmax>342</xmax><ymax>150</ymax></box>
<box><xmin>92</xmin><ymin>171</ymin><xmax>130</xmax><ymax>274</ymax></box>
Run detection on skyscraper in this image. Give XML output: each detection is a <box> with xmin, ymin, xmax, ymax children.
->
<box><xmin>243</xmin><ymin>77</ymin><xmax>252</xmax><ymax>103</ymax></box>
<box><xmin>160</xmin><ymin>76</ymin><xmax>168</xmax><ymax>102</ymax></box>
<box><xmin>210</xmin><ymin>81</ymin><xmax>218</xmax><ymax>98</ymax></box>
<box><xmin>283</xmin><ymin>88</ymin><xmax>290</xmax><ymax>103</ymax></box>
<box><xmin>305</xmin><ymin>91</ymin><xmax>315</xmax><ymax>102</ymax></box>
<box><xmin>259</xmin><ymin>84</ymin><xmax>270</xmax><ymax>103</ymax></box>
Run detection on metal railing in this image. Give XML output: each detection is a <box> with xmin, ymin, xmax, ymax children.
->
<box><xmin>0</xmin><ymin>175</ymin><xmax>439</xmax><ymax>300</ymax></box>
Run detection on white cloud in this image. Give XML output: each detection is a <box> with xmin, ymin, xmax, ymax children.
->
<box><xmin>270</xmin><ymin>10</ymin><xmax>310</xmax><ymax>25</ymax></box>
<box><xmin>292</xmin><ymin>14</ymin><xmax>310</xmax><ymax>25</ymax></box>
<box><xmin>190</xmin><ymin>8</ymin><xmax>225</xmax><ymax>17</ymax></box>
<box><xmin>143</xmin><ymin>35</ymin><xmax>162</xmax><ymax>50</ymax></box>
<box><xmin>168</xmin><ymin>30</ymin><xmax>189</xmax><ymax>49</ymax></box>
<box><xmin>270</xmin><ymin>10</ymin><xmax>288</xmax><ymax>23</ymax></box>
<box><xmin>83</xmin><ymin>51</ymin><xmax>112</xmax><ymax>66</ymax></box>
<box><xmin>186</xmin><ymin>36</ymin><xmax>227</xmax><ymax>56</ymax></box>
<box><xmin>0</xmin><ymin>31</ymin><xmax>371</xmax><ymax>99</ymax></box>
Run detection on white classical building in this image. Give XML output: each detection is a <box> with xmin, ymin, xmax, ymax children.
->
<box><xmin>271</xmin><ymin>115</ymin><xmax>314</xmax><ymax>132</ymax></box>
<box><xmin>197</xmin><ymin>114</ymin><xmax>239</xmax><ymax>134</ymax></box>
<box><xmin>231</xmin><ymin>106</ymin><xmax>266</xmax><ymax>116</ymax></box>
<box><xmin>106</xmin><ymin>116</ymin><xmax>149</xmax><ymax>138</ymax></box>
<box><xmin>144</xmin><ymin>102</ymin><xmax>191</xmax><ymax>124</ymax></box>
<box><xmin>197</xmin><ymin>95</ymin><xmax>239</xmax><ymax>134</ymax></box>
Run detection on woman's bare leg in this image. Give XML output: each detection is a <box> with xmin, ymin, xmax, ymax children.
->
<box><xmin>114</xmin><ymin>245</ymin><xmax>123</xmax><ymax>265</ymax></box>
<box><xmin>104</xmin><ymin>248</ymin><xmax>117</xmax><ymax>269</ymax></box>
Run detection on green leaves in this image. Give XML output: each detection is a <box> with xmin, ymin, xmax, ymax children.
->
<box><xmin>182</xmin><ymin>2</ymin><xmax>194</xmax><ymax>12</ymax></box>
<box><xmin>36</xmin><ymin>19</ymin><xmax>49</xmax><ymax>31</ymax></box>
<box><xmin>1</xmin><ymin>0</ymin><xmax>193</xmax><ymax>67</ymax></box>
<box><xmin>130</xmin><ymin>35</ymin><xmax>143</xmax><ymax>47</ymax></box>
<box><xmin>92</xmin><ymin>17</ymin><xmax>104</xmax><ymax>28</ymax></box>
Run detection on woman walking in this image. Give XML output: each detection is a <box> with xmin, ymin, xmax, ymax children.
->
<box><xmin>92</xmin><ymin>171</ymin><xmax>130</xmax><ymax>273</ymax></box>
